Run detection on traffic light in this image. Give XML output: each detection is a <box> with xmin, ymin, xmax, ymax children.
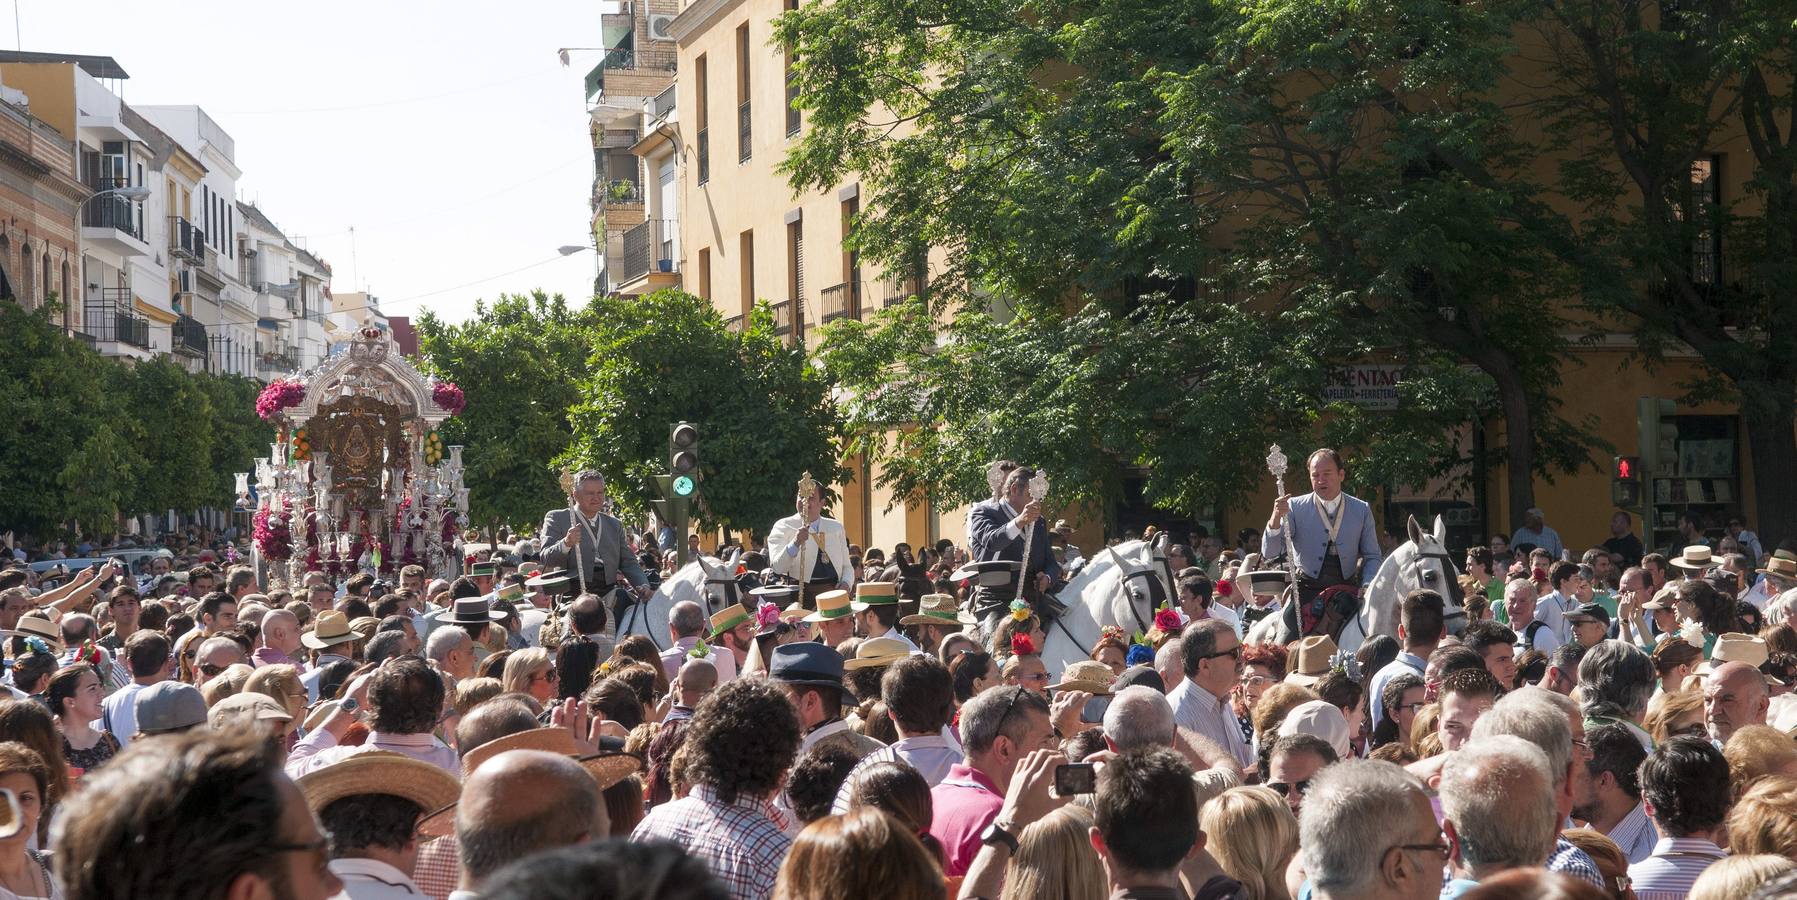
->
<box><xmin>1612</xmin><ymin>455</ymin><xmax>1641</xmax><ymax>508</ymax></box>
<box><xmin>670</xmin><ymin>422</ymin><xmax>698</xmax><ymax>497</ymax></box>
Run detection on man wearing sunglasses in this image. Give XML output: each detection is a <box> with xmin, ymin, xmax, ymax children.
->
<box><xmin>1168</xmin><ymin>619</ymin><xmax>1253</xmax><ymax>770</ymax></box>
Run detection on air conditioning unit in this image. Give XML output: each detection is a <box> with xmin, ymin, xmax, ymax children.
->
<box><xmin>648</xmin><ymin>14</ymin><xmax>676</xmax><ymax>41</ymax></box>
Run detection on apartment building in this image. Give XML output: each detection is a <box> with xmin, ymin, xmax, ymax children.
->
<box><xmin>586</xmin><ymin>0</ymin><xmax>680</xmax><ymax>295</ymax></box>
<box><xmin>0</xmin><ymin>70</ymin><xmax>82</xmax><ymax>324</ymax></box>
<box><xmin>237</xmin><ymin>201</ymin><xmax>331</xmax><ymax>378</ymax></box>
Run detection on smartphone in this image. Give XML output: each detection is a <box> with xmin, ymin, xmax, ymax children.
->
<box><xmin>1055</xmin><ymin>762</ymin><xmax>1097</xmax><ymax>795</ymax></box>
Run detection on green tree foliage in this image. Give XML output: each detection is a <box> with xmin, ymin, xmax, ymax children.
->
<box><xmin>561</xmin><ymin>290</ymin><xmax>840</xmax><ymax>533</ymax></box>
<box><xmin>415</xmin><ymin>291</ymin><xmax>595</xmax><ymax>532</ymax></box>
<box><xmin>1537</xmin><ymin>2</ymin><xmax>1797</xmax><ymax>543</ymax></box>
<box><xmin>0</xmin><ymin>302</ymin><xmax>271</xmax><ymax>537</ymax></box>
<box><xmin>780</xmin><ymin>0</ymin><xmax>1604</xmax><ymax>525</ymax></box>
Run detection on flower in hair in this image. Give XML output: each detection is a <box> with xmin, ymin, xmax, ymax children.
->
<box><xmin>1154</xmin><ymin>607</ymin><xmax>1184</xmax><ymax>634</ymax></box>
<box><xmin>1009</xmin><ymin>599</ymin><xmax>1031</xmax><ymax>623</ymax></box>
<box><xmin>1010</xmin><ymin>632</ymin><xmax>1037</xmax><ymax>656</ymax></box>
<box><xmin>1100</xmin><ymin>625</ymin><xmax>1126</xmax><ymax>644</ymax></box>
<box><xmin>755</xmin><ymin>601</ymin><xmax>780</xmax><ymax>630</ymax></box>
<box><xmin>1126</xmin><ymin>644</ymin><xmax>1154</xmax><ymax>667</ymax></box>
<box><xmin>1215</xmin><ymin>578</ymin><xmax>1234</xmax><ymax>598</ymax></box>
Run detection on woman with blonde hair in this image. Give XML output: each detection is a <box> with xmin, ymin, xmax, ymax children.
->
<box><xmin>1250</xmin><ymin>683</ymin><xmax>1319</xmax><ymax>750</ymax></box>
<box><xmin>1723</xmin><ymin>726</ymin><xmax>1797</xmax><ymax>798</ymax></box>
<box><xmin>502</xmin><ymin>648</ymin><xmax>558</xmax><ymax>705</ymax></box>
<box><xmin>1726</xmin><ymin>775</ymin><xmax>1797</xmax><ymax>858</ymax></box>
<box><xmin>1643</xmin><ymin>688</ymin><xmax>1705</xmax><ymax>745</ymax></box>
<box><xmin>1000</xmin><ymin>805</ymin><xmax>1105</xmax><ymax>900</ymax></box>
<box><xmin>1689</xmin><ymin>854</ymin><xmax>1794</xmax><ymax>900</ymax></box>
<box><xmin>1201</xmin><ymin>786</ymin><xmax>1298</xmax><ymax>900</ymax></box>
<box><xmin>198</xmin><ymin>664</ymin><xmax>254</xmax><ymax>708</ymax></box>
<box><xmin>772</xmin><ymin>807</ymin><xmax>943</xmax><ymax>900</ymax></box>
<box><xmin>242</xmin><ymin>665</ymin><xmax>307</xmax><ymax>737</ymax></box>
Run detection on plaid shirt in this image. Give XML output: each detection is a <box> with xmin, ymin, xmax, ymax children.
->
<box><xmin>632</xmin><ymin>785</ymin><xmax>790</xmax><ymax>900</ymax></box>
<box><xmin>410</xmin><ymin>835</ymin><xmax>460</xmax><ymax>900</ymax></box>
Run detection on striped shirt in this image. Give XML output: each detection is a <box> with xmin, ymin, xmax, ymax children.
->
<box><xmin>1169</xmin><ymin>679</ymin><xmax>1254</xmax><ymax>769</ymax></box>
<box><xmin>1604</xmin><ymin>801</ymin><xmax>1660</xmax><ymax>865</ymax></box>
<box><xmin>830</xmin><ymin>732</ymin><xmax>962</xmax><ymax>813</ymax></box>
<box><xmin>1628</xmin><ymin>837</ymin><xmax>1726</xmax><ymax>900</ymax></box>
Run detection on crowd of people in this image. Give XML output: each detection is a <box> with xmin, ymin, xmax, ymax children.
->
<box><xmin>0</xmin><ymin>471</ymin><xmax>1794</xmax><ymax>900</ymax></box>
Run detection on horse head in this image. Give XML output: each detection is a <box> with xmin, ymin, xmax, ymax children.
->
<box><xmin>1150</xmin><ymin>532</ymin><xmax>1174</xmax><ymax>603</ymax></box>
<box><xmin>693</xmin><ymin>554</ymin><xmax>742</xmax><ymax>614</ymax></box>
<box><xmin>892</xmin><ymin>547</ymin><xmax>933</xmax><ymax>603</ymax></box>
<box><xmin>1038</xmin><ymin>540</ymin><xmax>1162</xmax><ymax>673</ymax></box>
<box><xmin>1348</xmin><ymin>515</ymin><xmax>1466</xmax><ymax>655</ymax></box>
<box><xmin>1105</xmin><ymin>544</ymin><xmax>1166</xmax><ymax>635</ymax></box>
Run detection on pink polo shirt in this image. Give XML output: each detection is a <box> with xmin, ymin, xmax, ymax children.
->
<box><xmin>929</xmin><ymin>762</ymin><xmax>1004</xmax><ymax>877</ymax></box>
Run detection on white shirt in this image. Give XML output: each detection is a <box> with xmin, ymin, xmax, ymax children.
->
<box><xmin>864</xmin><ymin>624</ymin><xmax>922</xmax><ymax>654</ymax></box>
<box><xmin>329</xmin><ymin>858</ymin><xmax>424</xmax><ymax>900</ymax></box>
<box><xmin>98</xmin><ymin>681</ymin><xmax>151</xmax><ymax>749</ymax></box>
<box><xmin>831</xmin><ymin>732</ymin><xmax>964</xmax><ymax>813</ymax></box>
<box><xmin>1605</xmin><ymin>800</ymin><xmax>1659</xmax><ymax>865</ymax></box>
<box><xmin>1168</xmin><ymin>678</ymin><xmax>1253</xmax><ymax>769</ymax></box>
<box><xmin>659</xmin><ymin>635</ymin><xmax>736</xmax><ymax>683</ymax></box>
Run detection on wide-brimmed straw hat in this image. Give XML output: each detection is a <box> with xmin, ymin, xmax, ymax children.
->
<box><xmin>416</xmin><ymin>732</ymin><xmax>642</xmax><ymax>837</ymax></box>
<box><xmin>441</xmin><ymin>596</ymin><xmax>506</xmax><ymax>626</ymax></box>
<box><xmin>12</xmin><ymin>614</ymin><xmax>61</xmax><ymax>653</ymax></box>
<box><xmin>1671</xmin><ymin>545</ymin><xmax>1716</xmax><ymax>571</ymax></box>
<box><xmin>843</xmin><ymin>636</ymin><xmax>913</xmax><ymax>670</ymax></box>
<box><xmin>851</xmin><ymin>582</ymin><xmax>899</xmax><ymax>612</ymax></box>
<box><xmin>296</xmin><ymin>751</ymin><xmax>462</xmax><ymax>815</ymax></box>
<box><xmin>301</xmin><ymin>611</ymin><xmax>361</xmax><ymax>650</ymax></box>
<box><xmin>1697</xmin><ymin>633</ymin><xmax>1785</xmax><ymax>686</ymax></box>
<box><xmin>1047</xmin><ymin>660</ymin><xmax>1115</xmax><ymax>695</ymax></box>
<box><xmin>1758</xmin><ymin>551</ymin><xmax>1797</xmax><ymax>579</ymax></box>
<box><xmin>803</xmin><ymin>590</ymin><xmax>853</xmax><ymax>623</ymax></box>
<box><xmin>900</xmin><ymin>593</ymin><xmax>976</xmax><ymax>627</ymax></box>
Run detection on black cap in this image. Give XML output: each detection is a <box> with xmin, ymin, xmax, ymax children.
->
<box><xmin>767</xmin><ymin>642</ymin><xmax>846</xmax><ymax>690</ymax></box>
<box><xmin>1568</xmin><ymin>602</ymin><xmax>1612</xmax><ymax>627</ymax></box>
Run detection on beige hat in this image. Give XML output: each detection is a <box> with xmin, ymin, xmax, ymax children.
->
<box><xmin>900</xmin><ymin>593</ymin><xmax>977</xmax><ymax>627</ymax></box>
<box><xmin>1758</xmin><ymin>551</ymin><xmax>1797</xmax><ymax>579</ymax></box>
<box><xmin>208</xmin><ymin>693</ymin><xmax>294</xmax><ymax>732</ymax></box>
<box><xmin>11</xmin><ymin>614</ymin><xmax>62</xmax><ymax>654</ymax></box>
<box><xmin>1671</xmin><ymin>545</ymin><xmax>1715</xmax><ymax>571</ymax></box>
<box><xmin>843</xmin><ymin>636</ymin><xmax>914</xmax><ymax>670</ymax></box>
<box><xmin>296</xmin><ymin>751</ymin><xmax>462</xmax><ymax>815</ymax></box>
<box><xmin>1047</xmin><ymin>660</ymin><xmax>1115</xmax><ymax>695</ymax></box>
<box><xmin>803</xmin><ymin>590</ymin><xmax>853</xmax><ymax>623</ymax></box>
<box><xmin>1284</xmin><ymin>635</ymin><xmax>1338</xmax><ymax>687</ymax></box>
<box><xmin>301</xmin><ymin>610</ymin><xmax>360</xmax><ymax>650</ymax></box>
<box><xmin>1698</xmin><ymin>633</ymin><xmax>1785</xmax><ymax>686</ymax></box>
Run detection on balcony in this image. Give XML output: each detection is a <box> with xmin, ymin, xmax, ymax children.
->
<box><xmin>820</xmin><ymin>280</ymin><xmax>862</xmax><ymax>323</ymax></box>
<box><xmin>258</xmin><ymin>346</ymin><xmax>299</xmax><ymax>376</ymax></box>
<box><xmin>593</xmin><ymin>179</ymin><xmax>643</xmax><ymax>208</ymax></box>
<box><xmin>770</xmin><ymin>299</ymin><xmax>802</xmax><ymax>343</ymax></box>
<box><xmin>80</xmin><ymin>187</ymin><xmax>150</xmax><ymax>257</ymax></box>
<box><xmin>651</xmin><ymin>84</ymin><xmax>677</xmax><ymax>122</ymax></box>
<box><xmin>584</xmin><ymin>45</ymin><xmax>678</xmax><ymax>103</ymax></box>
<box><xmin>697</xmin><ymin>128</ymin><xmax>710</xmax><ymax>185</ymax></box>
<box><xmin>169</xmin><ymin>217</ymin><xmax>205</xmax><ymax>264</ymax></box>
<box><xmin>618</xmin><ymin>219</ymin><xmax>678</xmax><ymax>288</ymax></box>
<box><xmin>724</xmin><ymin>314</ymin><xmax>744</xmax><ymax>333</ymax></box>
<box><xmin>738</xmin><ymin>100</ymin><xmax>752</xmax><ymax>163</ymax></box>
<box><xmin>786</xmin><ymin>73</ymin><xmax>801</xmax><ymax>137</ymax></box>
<box><xmin>172</xmin><ymin>315</ymin><xmax>209</xmax><ymax>359</ymax></box>
<box><xmin>83</xmin><ymin>289</ymin><xmax>151</xmax><ymax>353</ymax></box>
<box><xmin>881</xmin><ymin>270</ymin><xmax>924</xmax><ymax>307</ymax></box>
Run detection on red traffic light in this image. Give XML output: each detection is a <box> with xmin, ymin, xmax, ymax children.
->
<box><xmin>1613</xmin><ymin>456</ymin><xmax>1640</xmax><ymax>482</ymax></box>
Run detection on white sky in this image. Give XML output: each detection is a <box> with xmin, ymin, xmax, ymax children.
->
<box><xmin>22</xmin><ymin>0</ymin><xmax>606</xmax><ymax>325</ymax></box>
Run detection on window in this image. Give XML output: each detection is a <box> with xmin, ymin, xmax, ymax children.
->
<box><xmin>696</xmin><ymin>55</ymin><xmax>711</xmax><ymax>185</ymax></box>
<box><xmin>787</xmin><ymin>218</ymin><xmax>804</xmax><ymax>304</ymax></box>
<box><xmin>698</xmin><ymin>248</ymin><xmax>712</xmax><ymax>301</ymax></box>
<box><xmin>784</xmin><ymin>0</ymin><xmax>800</xmax><ymax>137</ymax></box>
<box><xmin>739</xmin><ymin>229</ymin><xmax>755</xmax><ymax>317</ymax></box>
<box><xmin>1690</xmin><ymin>156</ymin><xmax>1720</xmax><ymax>286</ymax></box>
<box><xmin>736</xmin><ymin>24</ymin><xmax>751</xmax><ymax>163</ymax></box>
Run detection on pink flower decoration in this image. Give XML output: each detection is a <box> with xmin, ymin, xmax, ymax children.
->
<box><xmin>431</xmin><ymin>381</ymin><xmax>466</xmax><ymax>416</ymax></box>
<box><xmin>256</xmin><ymin>380</ymin><xmax>306</xmax><ymax>422</ymax></box>
<box><xmin>755</xmin><ymin>602</ymin><xmax>780</xmax><ymax>629</ymax></box>
<box><xmin>252</xmin><ymin>507</ymin><xmax>292</xmax><ymax>561</ymax></box>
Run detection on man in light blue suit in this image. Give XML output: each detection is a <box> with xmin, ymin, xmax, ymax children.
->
<box><xmin>1261</xmin><ymin>448</ymin><xmax>1383</xmax><ymax>636</ymax></box>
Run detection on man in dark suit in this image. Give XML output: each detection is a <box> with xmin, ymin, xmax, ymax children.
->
<box><xmin>538</xmin><ymin>470</ymin><xmax>650</xmax><ymax>599</ymax></box>
<box><xmin>967</xmin><ymin>465</ymin><xmax>1062</xmax><ymax>631</ymax></box>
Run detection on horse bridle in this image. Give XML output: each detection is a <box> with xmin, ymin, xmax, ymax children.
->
<box><xmin>1408</xmin><ymin>548</ymin><xmax>1467</xmax><ymax>626</ymax></box>
<box><xmin>1115</xmin><ymin>566</ymin><xmax>1160</xmax><ymax>636</ymax></box>
<box><xmin>620</xmin><ymin>566</ymin><xmax>742</xmax><ymax>654</ymax></box>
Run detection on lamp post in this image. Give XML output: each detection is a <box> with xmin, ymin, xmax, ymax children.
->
<box><xmin>72</xmin><ymin>185</ymin><xmax>151</xmax><ymax>333</ymax></box>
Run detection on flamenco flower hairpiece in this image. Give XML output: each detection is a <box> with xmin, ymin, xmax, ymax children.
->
<box><xmin>1215</xmin><ymin>578</ymin><xmax>1234</xmax><ymax>598</ymax></box>
<box><xmin>1126</xmin><ymin>644</ymin><xmax>1154</xmax><ymax>667</ymax></box>
<box><xmin>1153</xmin><ymin>607</ymin><xmax>1184</xmax><ymax>634</ymax></box>
<box><xmin>1009</xmin><ymin>599</ymin><xmax>1031</xmax><ymax>622</ymax></box>
<box><xmin>1099</xmin><ymin>625</ymin><xmax>1126</xmax><ymax>644</ymax></box>
<box><xmin>755</xmin><ymin>601</ymin><xmax>781</xmax><ymax>629</ymax></box>
<box><xmin>1010</xmin><ymin>632</ymin><xmax>1037</xmax><ymax>657</ymax></box>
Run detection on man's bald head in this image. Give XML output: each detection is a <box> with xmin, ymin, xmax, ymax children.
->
<box><xmin>1705</xmin><ymin>661</ymin><xmax>1770</xmax><ymax>743</ymax></box>
<box><xmin>1104</xmin><ymin>686</ymin><xmax>1175</xmax><ymax>751</ymax></box>
<box><xmin>456</xmin><ymin>750</ymin><xmax>604</xmax><ymax>888</ymax></box>
<box><xmin>676</xmin><ymin>658</ymin><xmax>717</xmax><ymax>708</ymax></box>
<box><xmin>260</xmin><ymin>609</ymin><xmax>299</xmax><ymax>654</ymax></box>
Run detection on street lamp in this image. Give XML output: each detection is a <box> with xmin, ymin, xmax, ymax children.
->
<box><xmin>79</xmin><ymin>184</ymin><xmax>151</xmax><ymax>209</ymax></box>
<box><xmin>557</xmin><ymin>245</ymin><xmax>593</xmax><ymax>256</ymax></box>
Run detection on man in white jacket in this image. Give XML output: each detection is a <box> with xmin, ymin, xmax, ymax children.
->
<box><xmin>767</xmin><ymin>472</ymin><xmax>853</xmax><ymax>608</ymax></box>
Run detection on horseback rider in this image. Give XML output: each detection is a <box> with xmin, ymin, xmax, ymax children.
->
<box><xmin>1262</xmin><ymin>448</ymin><xmax>1383</xmax><ymax>639</ymax></box>
<box><xmin>538</xmin><ymin>470</ymin><xmax>652</xmax><ymax>603</ymax></box>
<box><xmin>967</xmin><ymin>464</ymin><xmax>1063</xmax><ymax>633</ymax></box>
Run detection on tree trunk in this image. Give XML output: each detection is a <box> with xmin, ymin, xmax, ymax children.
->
<box><xmin>1741</xmin><ymin>381</ymin><xmax>1797</xmax><ymax>550</ymax></box>
<box><xmin>1489</xmin><ymin>363</ymin><xmax>1537</xmax><ymax>534</ymax></box>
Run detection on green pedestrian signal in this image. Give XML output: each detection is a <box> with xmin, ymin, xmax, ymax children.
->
<box><xmin>673</xmin><ymin>475</ymin><xmax>696</xmax><ymax>497</ymax></box>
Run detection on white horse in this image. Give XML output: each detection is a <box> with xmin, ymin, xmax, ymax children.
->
<box><xmin>612</xmin><ymin>554</ymin><xmax>745</xmax><ymax>653</ymax></box>
<box><xmin>1243</xmin><ymin>515</ymin><xmax>1466</xmax><ymax>657</ymax></box>
<box><xmin>1038</xmin><ymin>538</ymin><xmax>1172</xmax><ymax>674</ymax></box>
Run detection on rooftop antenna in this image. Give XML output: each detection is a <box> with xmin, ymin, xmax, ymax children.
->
<box><xmin>348</xmin><ymin>225</ymin><xmax>360</xmax><ymax>291</ymax></box>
